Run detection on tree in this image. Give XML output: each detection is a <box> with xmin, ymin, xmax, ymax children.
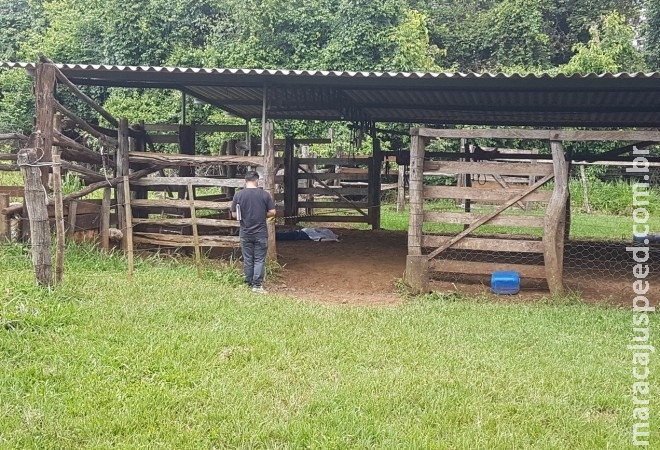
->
<box><xmin>562</xmin><ymin>11</ymin><xmax>646</xmax><ymax>74</ymax></box>
<box><xmin>646</xmin><ymin>0</ymin><xmax>660</xmax><ymax>70</ymax></box>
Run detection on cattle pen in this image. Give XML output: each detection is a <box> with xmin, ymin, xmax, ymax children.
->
<box><xmin>1</xmin><ymin>56</ymin><xmax>659</xmax><ymax>300</ymax></box>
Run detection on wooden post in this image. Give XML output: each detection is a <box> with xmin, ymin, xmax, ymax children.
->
<box><xmin>35</xmin><ymin>62</ymin><xmax>57</xmax><ymax>188</ymax></box>
<box><xmin>283</xmin><ymin>136</ymin><xmax>297</xmax><ymax>226</ymax></box>
<box><xmin>463</xmin><ymin>141</ymin><xmax>472</xmax><ymax>229</ymax></box>
<box><xmin>116</xmin><ymin>118</ymin><xmax>130</xmax><ymax>250</ymax></box>
<box><xmin>396</xmin><ymin>163</ymin><xmax>405</xmax><ymax>213</ymax></box>
<box><xmin>404</xmin><ymin>133</ymin><xmax>428</xmax><ymax>293</ymax></box>
<box><xmin>51</xmin><ymin>154</ymin><xmax>65</xmax><ymax>284</ymax></box>
<box><xmin>187</xmin><ymin>183</ymin><xmax>202</xmax><ymax>275</ymax></box>
<box><xmin>579</xmin><ymin>165</ymin><xmax>592</xmax><ymax>213</ymax></box>
<box><xmin>263</xmin><ymin>122</ymin><xmax>277</xmax><ymax>261</ymax></box>
<box><xmin>100</xmin><ymin>187</ymin><xmax>111</xmax><ymax>251</ymax></box>
<box><xmin>369</xmin><ymin>135</ymin><xmax>382</xmax><ymax>230</ymax></box>
<box><xmin>18</xmin><ymin>148</ymin><xmax>52</xmax><ymax>286</ymax></box>
<box><xmin>178</xmin><ymin>125</ymin><xmax>195</xmax><ymax>201</ymax></box>
<box><xmin>0</xmin><ymin>193</ymin><xmax>10</xmax><ymax>241</ymax></box>
<box><xmin>227</xmin><ymin>140</ymin><xmax>237</xmax><ymax>199</ymax></box>
<box><xmin>123</xmin><ymin>176</ymin><xmax>134</xmax><ymax>279</ymax></box>
<box><xmin>543</xmin><ymin>141</ymin><xmax>569</xmax><ymax>295</ymax></box>
<box><xmin>67</xmin><ymin>200</ymin><xmax>78</xmax><ymax>238</ymax></box>
<box><xmin>301</xmin><ymin>145</ymin><xmax>312</xmax><ymax>217</ymax></box>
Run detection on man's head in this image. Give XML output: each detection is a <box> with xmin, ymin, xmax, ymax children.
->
<box><xmin>245</xmin><ymin>170</ymin><xmax>260</xmax><ymax>187</ymax></box>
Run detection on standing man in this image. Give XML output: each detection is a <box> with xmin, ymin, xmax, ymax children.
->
<box><xmin>231</xmin><ymin>170</ymin><xmax>276</xmax><ymax>293</ymax></box>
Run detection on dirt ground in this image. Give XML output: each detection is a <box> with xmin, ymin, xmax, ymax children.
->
<box><xmin>270</xmin><ymin>228</ymin><xmax>657</xmax><ymax>307</ymax></box>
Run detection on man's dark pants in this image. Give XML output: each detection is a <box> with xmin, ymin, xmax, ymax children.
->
<box><xmin>240</xmin><ymin>236</ymin><xmax>268</xmax><ymax>287</ymax></box>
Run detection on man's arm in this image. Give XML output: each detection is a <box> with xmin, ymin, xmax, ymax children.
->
<box><xmin>267</xmin><ymin>208</ymin><xmax>276</xmax><ymax>218</ymax></box>
<box><xmin>266</xmin><ymin>192</ymin><xmax>276</xmax><ymax>218</ymax></box>
<box><xmin>230</xmin><ymin>194</ymin><xmax>238</xmax><ymax>219</ymax></box>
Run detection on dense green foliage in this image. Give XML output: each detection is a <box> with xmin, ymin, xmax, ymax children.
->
<box><xmin>0</xmin><ymin>0</ymin><xmax>651</xmax><ymax>135</ymax></box>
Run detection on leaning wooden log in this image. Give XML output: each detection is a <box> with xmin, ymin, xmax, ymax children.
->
<box><xmin>54</xmin><ymin>131</ymin><xmax>112</xmax><ymax>167</ymax></box>
<box><xmin>0</xmin><ymin>153</ymin><xmax>18</xmax><ymax>161</ymax></box>
<box><xmin>39</xmin><ymin>54</ymin><xmax>119</xmax><ymax>128</ymax></box>
<box><xmin>0</xmin><ymin>165</ymin><xmax>159</xmax><ymax>216</ymax></box>
<box><xmin>132</xmin><ymin>232</ymin><xmax>240</xmax><ymax>248</ymax></box>
<box><xmin>54</xmin><ymin>100</ymin><xmax>119</xmax><ymax>146</ymax></box>
<box><xmin>18</xmin><ymin>147</ymin><xmax>53</xmax><ymax>286</ymax></box>
<box><xmin>0</xmin><ymin>133</ymin><xmax>28</xmax><ymax>141</ymax></box>
<box><xmin>131</xmin><ymin>176</ymin><xmax>246</xmax><ymax>188</ymax></box>
<box><xmin>60</xmin><ymin>160</ymin><xmax>106</xmax><ymax>184</ymax></box>
<box><xmin>129</xmin><ymin>151</ymin><xmax>264</xmax><ymax>167</ymax></box>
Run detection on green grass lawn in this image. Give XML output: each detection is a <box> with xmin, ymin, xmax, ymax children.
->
<box><xmin>1</xmin><ymin>243</ymin><xmax>657</xmax><ymax>449</ymax></box>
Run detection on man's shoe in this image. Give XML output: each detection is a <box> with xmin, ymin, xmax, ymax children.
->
<box><xmin>251</xmin><ymin>285</ymin><xmax>266</xmax><ymax>294</ymax></box>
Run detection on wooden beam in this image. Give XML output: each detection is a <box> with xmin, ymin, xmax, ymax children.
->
<box><xmin>51</xmin><ymin>154</ymin><xmax>65</xmax><ymax>284</ymax></box>
<box><xmin>297</xmin><ymin>157</ymin><xmax>370</xmax><ymax>165</ymax></box>
<box><xmin>298</xmin><ymin>187</ymin><xmax>369</xmax><ymax>196</ymax></box>
<box><xmin>422</xmin><ymin>235</ymin><xmax>544</xmax><ymax>253</ymax></box>
<box><xmin>544</xmin><ymin>141</ymin><xmax>569</xmax><ymax>294</ymax></box>
<box><xmin>263</xmin><ymin>122</ymin><xmax>277</xmax><ymax>260</ymax></box>
<box><xmin>53</xmin><ymin>100</ymin><xmax>118</xmax><ymax>145</ymax></box>
<box><xmin>66</xmin><ymin>200</ymin><xmax>78</xmax><ymax>238</ymax></box>
<box><xmin>187</xmin><ymin>183</ymin><xmax>202</xmax><ymax>274</ymax></box>
<box><xmin>100</xmin><ymin>188</ymin><xmax>111</xmax><ymax>251</ymax></box>
<box><xmin>0</xmin><ymin>133</ymin><xmax>28</xmax><ymax>141</ymax></box>
<box><xmin>129</xmin><ymin>152</ymin><xmax>264</xmax><ymax>167</ymax></box>
<box><xmin>297</xmin><ymin>201</ymin><xmax>369</xmax><ymax>209</ymax></box>
<box><xmin>35</xmin><ymin>62</ymin><xmax>57</xmax><ymax>187</ymax></box>
<box><xmin>423</xmin><ymin>161</ymin><xmax>553</xmax><ymax>176</ymax></box>
<box><xmin>116</xmin><ymin>119</ymin><xmax>130</xmax><ymax>250</ymax></box>
<box><xmin>283</xmin><ymin>136</ymin><xmax>297</xmax><ymax>226</ymax></box>
<box><xmin>123</xmin><ymin>177</ymin><xmax>134</xmax><ymax>278</ymax></box>
<box><xmin>132</xmin><ymin>217</ymin><xmax>238</xmax><ymax>228</ymax></box>
<box><xmin>405</xmin><ymin>255</ymin><xmax>429</xmax><ymax>294</ymax></box>
<box><xmin>429</xmin><ymin>259</ymin><xmax>547</xmax><ymax>279</ymax></box>
<box><xmin>297</xmin><ymin>215</ymin><xmax>370</xmax><ymax>223</ymax></box>
<box><xmin>18</xmin><ymin>147</ymin><xmax>52</xmax><ymax>285</ymax></box>
<box><xmin>397</xmin><ymin>164</ymin><xmax>405</xmax><ymax>213</ymax></box>
<box><xmin>39</xmin><ymin>56</ymin><xmax>119</xmax><ymax>128</ymax></box>
<box><xmin>407</xmin><ymin>134</ymin><xmax>425</xmax><ymax>257</ymax></box>
<box><xmin>0</xmin><ymin>193</ymin><xmax>10</xmax><ymax>241</ymax></box>
<box><xmin>426</xmin><ymin>173</ymin><xmax>555</xmax><ymax>261</ymax></box>
<box><xmin>143</xmin><ymin>124</ymin><xmax>248</xmax><ymax>133</ymax></box>
<box><xmin>423</xmin><ymin>211</ymin><xmax>545</xmax><ymax>228</ymax></box>
<box><xmin>424</xmin><ymin>186</ymin><xmax>552</xmax><ymax>203</ymax></box>
<box><xmin>413</xmin><ymin>127</ymin><xmax>660</xmax><ymax>142</ymax></box>
<box><xmin>131</xmin><ymin>176</ymin><xmax>245</xmax><ymax>188</ymax></box>
<box><xmin>130</xmin><ymin>198</ymin><xmax>232</xmax><ymax>210</ymax></box>
<box><xmin>132</xmin><ymin>232</ymin><xmax>239</xmax><ymax>248</ymax></box>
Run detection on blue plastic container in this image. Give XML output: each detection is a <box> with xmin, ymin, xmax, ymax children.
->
<box><xmin>491</xmin><ymin>271</ymin><xmax>521</xmax><ymax>295</ymax></box>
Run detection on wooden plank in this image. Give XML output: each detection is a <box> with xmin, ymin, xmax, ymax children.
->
<box><xmin>424</xmin><ymin>186</ymin><xmax>552</xmax><ymax>202</ymax></box>
<box><xmin>144</xmin><ymin>124</ymin><xmax>247</xmax><ymax>133</ymax></box>
<box><xmin>297</xmin><ymin>157</ymin><xmax>370</xmax><ymax>165</ymax></box>
<box><xmin>424</xmin><ymin>211</ymin><xmax>545</xmax><ymax>228</ymax></box>
<box><xmin>100</xmin><ymin>188</ymin><xmax>111</xmax><ymax>251</ymax></box>
<box><xmin>129</xmin><ymin>152</ymin><xmax>263</xmax><ymax>167</ymax></box>
<box><xmin>544</xmin><ymin>141</ymin><xmax>569</xmax><ymax>294</ymax></box>
<box><xmin>283</xmin><ymin>137</ymin><xmax>297</xmax><ymax>226</ymax></box>
<box><xmin>133</xmin><ymin>217</ymin><xmax>237</xmax><ymax>228</ymax></box>
<box><xmin>426</xmin><ymin>173</ymin><xmax>555</xmax><ymax>261</ymax></box>
<box><xmin>397</xmin><ymin>164</ymin><xmax>405</xmax><ymax>213</ymax></box>
<box><xmin>187</xmin><ymin>184</ymin><xmax>202</xmax><ymax>273</ymax></box>
<box><xmin>297</xmin><ymin>201</ymin><xmax>368</xmax><ymax>209</ymax></box>
<box><xmin>66</xmin><ymin>200</ymin><xmax>78</xmax><ymax>238</ymax></box>
<box><xmin>298</xmin><ymin>165</ymin><xmax>369</xmax><ymax>217</ymax></box>
<box><xmin>298</xmin><ymin>187</ymin><xmax>369</xmax><ymax>196</ymax></box>
<box><xmin>298</xmin><ymin>215</ymin><xmax>370</xmax><ymax>223</ymax></box>
<box><xmin>297</xmin><ymin>172</ymin><xmax>369</xmax><ymax>181</ymax></box>
<box><xmin>131</xmin><ymin>176</ymin><xmax>245</xmax><ymax>188</ymax></box>
<box><xmin>414</xmin><ymin>128</ymin><xmax>660</xmax><ymax>142</ymax></box>
<box><xmin>274</xmin><ymin>138</ymin><xmax>332</xmax><ymax>145</ymax></box>
<box><xmin>149</xmin><ymin>134</ymin><xmax>179</xmax><ymax>144</ymax></box>
<box><xmin>423</xmin><ymin>161</ymin><xmax>553</xmax><ymax>176</ymax></box>
<box><xmin>0</xmin><ymin>193</ymin><xmax>10</xmax><ymax>241</ymax></box>
<box><xmin>0</xmin><ymin>186</ymin><xmax>24</xmax><ymax>197</ymax></box>
<box><xmin>429</xmin><ymin>259</ymin><xmax>547</xmax><ymax>279</ymax></box>
<box><xmin>132</xmin><ymin>232</ymin><xmax>240</xmax><ymax>248</ymax></box>
<box><xmin>422</xmin><ymin>235</ymin><xmax>544</xmax><ymax>253</ymax></box>
<box><xmin>130</xmin><ymin>199</ymin><xmax>232</xmax><ymax>210</ymax></box>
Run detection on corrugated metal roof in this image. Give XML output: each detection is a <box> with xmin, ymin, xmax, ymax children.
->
<box><xmin>3</xmin><ymin>61</ymin><xmax>660</xmax><ymax>127</ymax></box>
